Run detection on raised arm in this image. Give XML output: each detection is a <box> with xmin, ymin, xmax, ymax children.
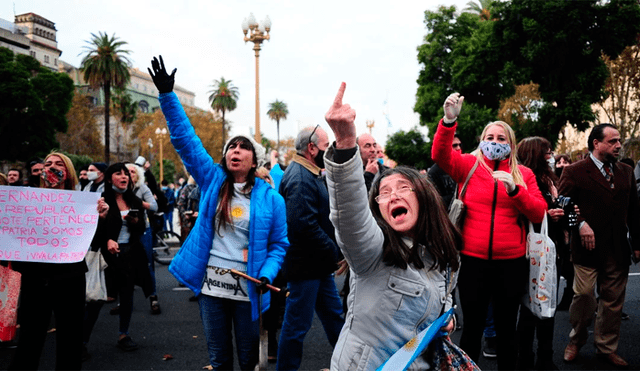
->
<box><xmin>324</xmin><ymin>83</ymin><xmax>384</xmax><ymax>275</ymax></box>
<box><xmin>149</xmin><ymin>56</ymin><xmax>219</xmax><ymax>187</ymax></box>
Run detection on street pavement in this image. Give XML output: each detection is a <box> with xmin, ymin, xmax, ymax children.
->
<box><xmin>2</xmin><ymin>262</ymin><xmax>640</xmax><ymax>370</ymax></box>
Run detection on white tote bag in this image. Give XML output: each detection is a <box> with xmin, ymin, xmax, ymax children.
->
<box><xmin>85</xmin><ymin>250</ymin><xmax>108</xmax><ymax>302</ymax></box>
<box><xmin>524</xmin><ymin>214</ymin><xmax>557</xmax><ymax>319</ymax></box>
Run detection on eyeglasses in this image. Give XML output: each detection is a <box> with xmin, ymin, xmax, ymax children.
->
<box><xmin>375</xmin><ymin>187</ymin><xmax>414</xmax><ymax>203</ymax></box>
<box><xmin>452</xmin><ymin>143</ymin><xmax>462</xmax><ymax>149</ymax></box>
<box><xmin>308</xmin><ymin>124</ymin><xmax>320</xmax><ymax>146</ymax></box>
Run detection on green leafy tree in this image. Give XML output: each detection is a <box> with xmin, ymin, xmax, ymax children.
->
<box><xmin>80</xmin><ymin>32</ymin><xmax>132</xmax><ymax>164</ymax></box>
<box><xmin>415</xmin><ymin>7</ymin><xmax>507</xmax><ymax>141</ymax></box>
<box><xmin>209</xmin><ymin>77</ymin><xmax>239</xmax><ymax>146</ymax></box>
<box><xmin>416</xmin><ymin>1</ymin><xmax>640</xmax><ymax>146</ymax></box>
<box><xmin>384</xmin><ymin>129</ymin><xmax>432</xmax><ymax>171</ymax></box>
<box><xmin>0</xmin><ymin>47</ymin><xmax>74</xmax><ymax>161</ymax></box>
<box><xmin>151</xmin><ymin>158</ymin><xmax>176</xmax><ymax>184</ymax></box>
<box><xmin>493</xmin><ymin>0</ymin><xmax>640</xmax><ymax>143</ymax></box>
<box><xmin>267</xmin><ymin>100</ymin><xmax>289</xmax><ymax>151</ymax></box>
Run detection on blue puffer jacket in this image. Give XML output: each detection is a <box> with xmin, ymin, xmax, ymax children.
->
<box><xmin>159</xmin><ymin>92</ymin><xmax>289</xmax><ymax>321</ymax></box>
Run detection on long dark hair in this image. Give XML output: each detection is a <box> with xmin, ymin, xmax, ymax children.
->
<box><xmin>216</xmin><ymin>136</ymin><xmax>258</xmax><ymax>235</ymax></box>
<box><xmin>369</xmin><ymin>166</ymin><xmax>461</xmax><ymax>272</ymax></box>
<box><xmin>103</xmin><ymin>162</ymin><xmax>139</xmax><ymax>207</ymax></box>
<box><xmin>516</xmin><ymin>136</ymin><xmax>557</xmax><ymax>190</ymax></box>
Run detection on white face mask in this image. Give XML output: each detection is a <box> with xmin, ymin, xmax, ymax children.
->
<box><xmin>87</xmin><ymin>171</ymin><xmax>99</xmax><ymax>181</ymax></box>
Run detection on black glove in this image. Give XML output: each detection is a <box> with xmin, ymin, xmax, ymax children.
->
<box><xmin>256</xmin><ymin>277</ymin><xmax>270</xmax><ymax>294</ymax></box>
<box><xmin>148</xmin><ymin>55</ymin><xmax>176</xmax><ymax>94</ymax></box>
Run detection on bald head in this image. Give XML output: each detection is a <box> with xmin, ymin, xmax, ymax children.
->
<box><xmin>357</xmin><ymin>133</ymin><xmax>377</xmax><ymax>163</ymax></box>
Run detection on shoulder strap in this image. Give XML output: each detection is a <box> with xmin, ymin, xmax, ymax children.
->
<box><xmin>459</xmin><ymin>161</ymin><xmax>479</xmax><ymax>199</ymax></box>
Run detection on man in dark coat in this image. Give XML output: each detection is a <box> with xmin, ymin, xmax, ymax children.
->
<box><xmin>560</xmin><ymin>124</ymin><xmax>640</xmax><ymax>368</ymax></box>
<box><xmin>277</xmin><ymin>125</ymin><xmax>345</xmax><ymax>371</ymax></box>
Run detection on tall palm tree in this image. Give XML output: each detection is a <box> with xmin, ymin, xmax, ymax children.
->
<box><xmin>463</xmin><ymin>0</ymin><xmax>494</xmax><ymax>21</ymax></box>
<box><xmin>208</xmin><ymin>77</ymin><xmax>239</xmax><ymax>147</ymax></box>
<box><xmin>267</xmin><ymin>100</ymin><xmax>289</xmax><ymax>152</ymax></box>
<box><xmin>80</xmin><ymin>32</ymin><xmax>131</xmax><ymax>164</ymax></box>
<box><xmin>112</xmin><ymin>89</ymin><xmax>138</xmax><ymax>161</ymax></box>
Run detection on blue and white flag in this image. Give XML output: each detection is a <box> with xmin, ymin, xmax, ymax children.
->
<box><xmin>376</xmin><ymin>307</ymin><xmax>455</xmax><ymax>371</ymax></box>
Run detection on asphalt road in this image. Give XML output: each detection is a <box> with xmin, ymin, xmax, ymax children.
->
<box><xmin>2</xmin><ymin>262</ymin><xmax>640</xmax><ymax>370</ymax></box>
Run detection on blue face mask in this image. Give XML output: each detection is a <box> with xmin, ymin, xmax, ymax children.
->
<box><xmin>112</xmin><ymin>184</ymin><xmax>127</xmax><ymax>194</ymax></box>
<box><xmin>378</xmin><ymin>158</ymin><xmax>384</xmax><ymax>165</ymax></box>
<box><xmin>480</xmin><ymin>141</ymin><xmax>511</xmax><ymax>161</ymax></box>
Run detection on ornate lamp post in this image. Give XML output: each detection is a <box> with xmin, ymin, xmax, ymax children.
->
<box><xmin>242</xmin><ymin>13</ymin><xmax>272</xmax><ymax>143</ymax></box>
<box><xmin>155</xmin><ymin>128</ymin><xmax>167</xmax><ymax>182</ymax></box>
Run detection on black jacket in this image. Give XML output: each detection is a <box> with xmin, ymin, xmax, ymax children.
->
<box><xmin>279</xmin><ymin>155</ymin><xmax>339</xmax><ymax>281</ymax></box>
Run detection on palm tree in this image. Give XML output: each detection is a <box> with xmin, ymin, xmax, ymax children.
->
<box><xmin>112</xmin><ymin>89</ymin><xmax>138</xmax><ymax>161</ymax></box>
<box><xmin>267</xmin><ymin>100</ymin><xmax>289</xmax><ymax>152</ymax></box>
<box><xmin>80</xmin><ymin>32</ymin><xmax>131</xmax><ymax>164</ymax></box>
<box><xmin>208</xmin><ymin>77</ymin><xmax>239</xmax><ymax>147</ymax></box>
<box><xmin>463</xmin><ymin>0</ymin><xmax>494</xmax><ymax>21</ymax></box>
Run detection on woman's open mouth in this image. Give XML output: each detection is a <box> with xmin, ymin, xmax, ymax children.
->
<box><xmin>391</xmin><ymin>206</ymin><xmax>408</xmax><ymax>220</ymax></box>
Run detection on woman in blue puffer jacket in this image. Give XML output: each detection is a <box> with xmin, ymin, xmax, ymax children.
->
<box><xmin>149</xmin><ymin>56</ymin><xmax>289</xmax><ymax>371</ymax></box>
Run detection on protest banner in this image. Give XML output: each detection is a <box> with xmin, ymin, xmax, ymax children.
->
<box><xmin>0</xmin><ymin>186</ymin><xmax>101</xmax><ymax>263</ymax></box>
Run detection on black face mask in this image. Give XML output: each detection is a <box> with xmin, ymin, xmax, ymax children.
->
<box><xmin>555</xmin><ymin>167</ymin><xmax>563</xmax><ymax>178</ymax></box>
<box><xmin>314</xmin><ymin>149</ymin><xmax>325</xmax><ymax>169</ymax></box>
<box><xmin>79</xmin><ymin>178</ymin><xmax>90</xmax><ymax>188</ymax></box>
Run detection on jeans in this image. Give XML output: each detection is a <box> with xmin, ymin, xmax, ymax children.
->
<box><xmin>141</xmin><ymin>226</ymin><xmax>157</xmax><ymax>296</ymax></box>
<box><xmin>483</xmin><ymin>301</ymin><xmax>496</xmax><ymax>338</ymax></box>
<box><xmin>199</xmin><ymin>295</ymin><xmax>259</xmax><ymax>371</ymax></box>
<box><xmin>277</xmin><ymin>274</ymin><xmax>345</xmax><ymax>371</ymax></box>
<box><xmin>164</xmin><ymin>208</ymin><xmax>174</xmax><ymax>232</ymax></box>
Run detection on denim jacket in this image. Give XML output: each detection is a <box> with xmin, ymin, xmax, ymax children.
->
<box><xmin>325</xmin><ymin>146</ymin><xmax>457</xmax><ymax>370</ymax></box>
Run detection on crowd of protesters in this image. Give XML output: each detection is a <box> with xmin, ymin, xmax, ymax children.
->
<box><xmin>2</xmin><ymin>61</ymin><xmax>640</xmax><ymax>371</ymax></box>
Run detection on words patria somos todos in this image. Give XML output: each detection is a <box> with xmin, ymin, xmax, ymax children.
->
<box><xmin>0</xmin><ymin>186</ymin><xmax>100</xmax><ymax>263</ymax></box>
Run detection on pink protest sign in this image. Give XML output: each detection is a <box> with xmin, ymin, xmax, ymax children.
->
<box><xmin>0</xmin><ymin>186</ymin><xmax>101</xmax><ymax>263</ymax></box>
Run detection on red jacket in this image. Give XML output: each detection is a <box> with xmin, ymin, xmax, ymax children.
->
<box><xmin>432</xmin><ymin>120</ymin><xmax>547</xmax><ymax>260</ymax></box>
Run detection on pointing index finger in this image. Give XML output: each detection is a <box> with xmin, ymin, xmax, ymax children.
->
<box><xmin>332</xmin><ymin>82</ymin><xmax>346</xmax><ymax>107</ymax></box>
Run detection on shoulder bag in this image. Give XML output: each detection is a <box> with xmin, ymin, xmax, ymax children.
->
<box><xmin>448</xmin><ymin>161</ymin><xmax>479</xmax><ymax>228</ymax></box>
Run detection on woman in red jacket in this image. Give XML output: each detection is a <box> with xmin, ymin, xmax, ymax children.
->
<box><xmin>431</xmin><ymin>93</ymin><xmax>547</xmax><ymax>370</ymax></box>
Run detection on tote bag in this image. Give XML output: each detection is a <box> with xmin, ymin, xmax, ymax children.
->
<box><xmin>0</xmin><ymin>263</ymin><xmax>21</xmax><ymax>342</ymax></box>
<box><xmin>85</xmin><ymin>250</ymin><xmax>108</xmax><ymax>302</ymax></box>
<box><xmin>524</xmin><ymin>214</ymin><xmax>557</xmax><ymax>319</ymax></box>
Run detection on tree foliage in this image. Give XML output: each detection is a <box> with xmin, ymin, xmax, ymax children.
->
<box><xmin>415</xmin><ymin>0</ymin><xmax>640</xmax><ymax>147</ymax></box>
<box><xmin>384</xmin><ymin>129</ymin><xmax>432</xmax><ymax>171</ymax></box>
<box><xmin>493</xmin><ymin>0</ymin><xmax>640</xmax><ymax>143</ymax></box>
<box><xmin>133</xmin><ymin>106</ymin><xmax>223</xmax><ymax>176</ymax></box>
<box><xmin>498</xmin><ymin>83</ymin><xmax>543</xmax><ymax>139</ymax></box>
<box><xmin>57</xmin><ymin>92</ymin><xmax>105</xmax><ymax>160</ymax></box>
<box><xmin>80</xmin><ymin>32</ymin><xmax>131</xmax><ymax>164</ymax></box>
<box><xmin>597</xmin><ymin>38</ymin><xmax>640</xmax><ymax>145</ymax></box>
<box><xmin>209</xmin><ymin>77</ymin><xmax>239</xmax><ymax>146</ymax></box>
<box><xmin>0</xmin><ymin>47</ymin><xmax>74</xmax><ymax>161</ymax></box>
<box><xmin>267</xmin><ymin>99</ymin><xmax>289</xmax><ymax>152</ymax></box>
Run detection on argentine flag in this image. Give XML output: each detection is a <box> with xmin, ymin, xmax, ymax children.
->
<box><xmin>376</xmin><ymin>307</ymin><xmax>456</xmax><ymax>371</ymax></box>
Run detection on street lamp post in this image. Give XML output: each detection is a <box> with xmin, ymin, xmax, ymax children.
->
<box><xmin>242</xmin><ymin>13</ymin><xmax>272</xmax><ymax>143</ymax></box>
<box><xmin>155</xmin><ymin>128</ymin><xmax>167</xmax><ymax>182</ymax></box>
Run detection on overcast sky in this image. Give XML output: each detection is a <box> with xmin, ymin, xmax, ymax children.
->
<box><xmin>5</xmin><ymin>0</ymin><xmax>470</xmax><ymax>146</ymax></box>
